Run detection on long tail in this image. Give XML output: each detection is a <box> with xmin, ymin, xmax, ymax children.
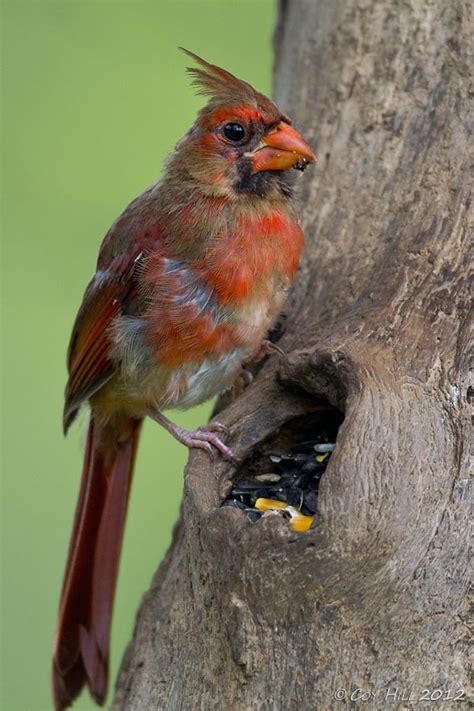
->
<box><xmin>52</xmin><ymin>416</ymin><xmax>142</xmax><ymax>711</ymax></box>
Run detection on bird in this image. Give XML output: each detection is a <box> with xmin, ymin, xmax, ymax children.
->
<box><xmin>52</xmin><ymin>48</ymin><xmax>315</xmax><ymax>711</ymax></box>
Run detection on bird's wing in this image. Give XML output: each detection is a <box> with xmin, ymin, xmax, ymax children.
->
<box><xmin>63</xmin><ymin>250</ymin><xmax>144</xmax><ymax>433</ymax></box>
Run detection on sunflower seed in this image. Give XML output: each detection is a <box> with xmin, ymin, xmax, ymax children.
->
<box><xmin>314</xmin><ymin>443</ymin><xmax>335</xmax><ymax>453</ymax></box>
<box><xmin>255</xmin><ymin>473</ymin><xmax>281</xmax><ymax>483</ymax></box>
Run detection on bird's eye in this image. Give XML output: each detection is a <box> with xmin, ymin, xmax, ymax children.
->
<box><xmin>223</xmin><ymin>123</ymin><xmax>247</xmax><ymax>143</ymax></box>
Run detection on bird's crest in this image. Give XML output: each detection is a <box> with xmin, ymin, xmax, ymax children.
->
<box><xmin>180</xmin><ymin>48</ymin><xmax>279</xmax><ymax>117</ymax></box>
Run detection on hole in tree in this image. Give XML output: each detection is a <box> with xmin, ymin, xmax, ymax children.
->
<box><xmin>221</xmin><ymin>405</ymin><xmax>344</xmax><ymax>531</ymax></box>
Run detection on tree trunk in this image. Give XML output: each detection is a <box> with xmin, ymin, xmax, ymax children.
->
<box><xmin>113</xmin><ymin>1</ymin><xmax>472</xmax><ymax>708</ymax></box>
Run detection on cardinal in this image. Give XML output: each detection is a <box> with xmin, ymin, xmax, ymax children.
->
<box><xmin>52</xmin><ymin>49</ymin><xmax>315</xmax><ymax>710</ymax></box>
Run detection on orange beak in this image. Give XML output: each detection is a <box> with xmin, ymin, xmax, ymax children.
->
<box><xmin>250</xmin><ymin>122</ymin><xmax>316</xmax><ymax>173</ymax></box>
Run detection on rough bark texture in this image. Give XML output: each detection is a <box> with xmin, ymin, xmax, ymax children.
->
<box><xmin>113</xmin><ymin>1</ymin><xmax>472</xmax><ymax>709</ymax></box>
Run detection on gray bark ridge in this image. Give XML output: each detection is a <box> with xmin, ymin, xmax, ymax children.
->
<box><xmin>113</xmin><ymin>1</ymin><xmax>472</xmax><ymax>709</ymax></box>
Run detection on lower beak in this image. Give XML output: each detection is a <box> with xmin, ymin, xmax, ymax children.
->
<box><xmin>250</xmin><ymin>122</ymin><xmax>316</xmax><ymax>173</ymax></box>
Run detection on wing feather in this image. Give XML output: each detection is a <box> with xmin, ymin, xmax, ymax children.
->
<box><xmin>63</xmin><ymin>259</ymin><xmax>141</xmax><ymax>433</ymax></box>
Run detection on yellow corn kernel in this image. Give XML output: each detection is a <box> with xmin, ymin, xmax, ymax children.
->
<box><xmin>289</xmin><ymin>511</ymin><xmax>314</xmax><ymax>532</ymax></box>
<box><xmin>255</xmin><ymin>497</ymin><xmax>287</xmax><ymax>511</ymax></box>
<box><xmin>255</xmin><ymin>498</ymin><xmax>314</xmax><ymax>532</ymax></box>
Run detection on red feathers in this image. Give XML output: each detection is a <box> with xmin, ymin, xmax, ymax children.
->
<box><xmin>53</xmin><ymin>49</ymin><xmax>314</xmax><ymax>711</ymax></box>
<box><xmin>64</xmin><ymin>250</ymin><xmax>144</xmax><ymax>432</ymax></box>
<box><xmin>181</xmin><ymin>47</ymin><xmax>286</xmax><ymax>124</ymax></box>
<box><xmin>203</xmin><ymin>210</ymin><xmax>303</xmax><ymax>304</ymax></box>
<box><xmin>181</xmin><ymin>48</ymin><xmax>259</xmax><ymax>103</ymax></box>
<box><xmin>52</xmin><ymin>417</ymin><xmax>141</xmax><ymax>710</ymax></box>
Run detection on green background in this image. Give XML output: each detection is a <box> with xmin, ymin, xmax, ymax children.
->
<box><xmin>1</xmin><ymin>1</ymin><xmax>275</xmax><ymax>709</ymax></box>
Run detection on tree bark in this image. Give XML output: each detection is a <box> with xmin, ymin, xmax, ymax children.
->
<box><xmin>113</xmin><ymin>1</ymin><xmax>472</xmax><ymax>709</ymax></box>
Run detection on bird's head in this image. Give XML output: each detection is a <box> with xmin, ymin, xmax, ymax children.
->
<box><xmin>169</xmin><ymin>49</ymin><xmax>316</xmax><ymax>200</ymax></box>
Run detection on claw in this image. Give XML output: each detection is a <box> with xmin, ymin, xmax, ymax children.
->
<box><xmin>241</xmin><ymin>339</ymin><xmax>286</xmax><ymax>372</ymax></box>
<box><xmin>240</xmin><ymin>369</ymin><xmax>254</xmax><ymax>387</ymax></box>
<box><xmin>201</xmin><ymin>421</ymin><xmax>229</xmax><ymax>435</ymax></box>
<box><xmin>260</xmin><ymin>339</ymin><xmax>286</xmax><ymax>358</ymax></box>
<box><xmin>231</xmin><ymin>368</ymin><xmax>254</xmax><ymax>400</ymax></box>
<box><xmin>187</xmin><ymin>438</ymin><xmax>214</xmax><ymax>459</ymax></box>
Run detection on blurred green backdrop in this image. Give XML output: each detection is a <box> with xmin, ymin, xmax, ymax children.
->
<box><xmin>1</xmin><ymin>1</ymin><xmax>275</xmax><ymax>709</ymax></box>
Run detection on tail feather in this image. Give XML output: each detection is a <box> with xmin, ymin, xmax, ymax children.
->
<box><xmin>52</xmin><ymin>416</ymin><xmax>142</xmax><ymax>711</ymax></box>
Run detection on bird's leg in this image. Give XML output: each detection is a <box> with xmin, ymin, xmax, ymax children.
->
<box><xmin>148</xmin><ymin>409</ymin><xmax>235</xmax><ymax>462</ymax></box>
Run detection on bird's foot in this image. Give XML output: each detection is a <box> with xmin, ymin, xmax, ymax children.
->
<box><xmin>259</xmin><ymin>339</ymin><xmax>286</xmax><ymax>358</ymax></box>
<box><xmin>148</xmin><ymin>410</ymin><xmax>235</xmax><ymax>462</ymax></box>
<box><xmin>177</xmin><ymin>424</ymin><xmax>235</xmax><ymax>462</ymax></box>
<box><xmin>198</xmin><ymin>421</ymin><xmax>229</xmax><ymax>434</ymax></box>
<box><xmin>242</xmin><ymin>339</ymin><xmax>286</xmax><ymax>370</ymax></box>
<box><xmin>232</xmin><ymin>341</ymin><xmax>285</xmax><ymax>400</ymax></box>
<box><xmin>232</xmin><ymin>367</ymin><xmax>254</xmax><ymax>399</ymax></box>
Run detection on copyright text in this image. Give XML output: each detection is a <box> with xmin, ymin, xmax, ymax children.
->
<box><xmin>333</xmin><ymin>687</ymin><xmax>466</xmax><ymax>703</ymax></box>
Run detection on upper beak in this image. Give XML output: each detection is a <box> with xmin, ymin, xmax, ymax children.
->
<box><xmin>250</xmin><ymin>122</ymin><xmax>316</xmax><ymax>173</ymax></box>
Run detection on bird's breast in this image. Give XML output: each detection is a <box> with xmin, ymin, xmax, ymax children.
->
<box><xmin>203</xmin><ymin>210</ymin><xmax>303</xmax><ymax>305</ymax></box>
<box><xmin>140</xmin><ymin>208</ymin><xmax>303</xmax><ymax>359</ymax></box>
<box><xmin>111</xmin><ymin>207</ymin><xmax>303</xmax><ymax>410</ymax></box>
